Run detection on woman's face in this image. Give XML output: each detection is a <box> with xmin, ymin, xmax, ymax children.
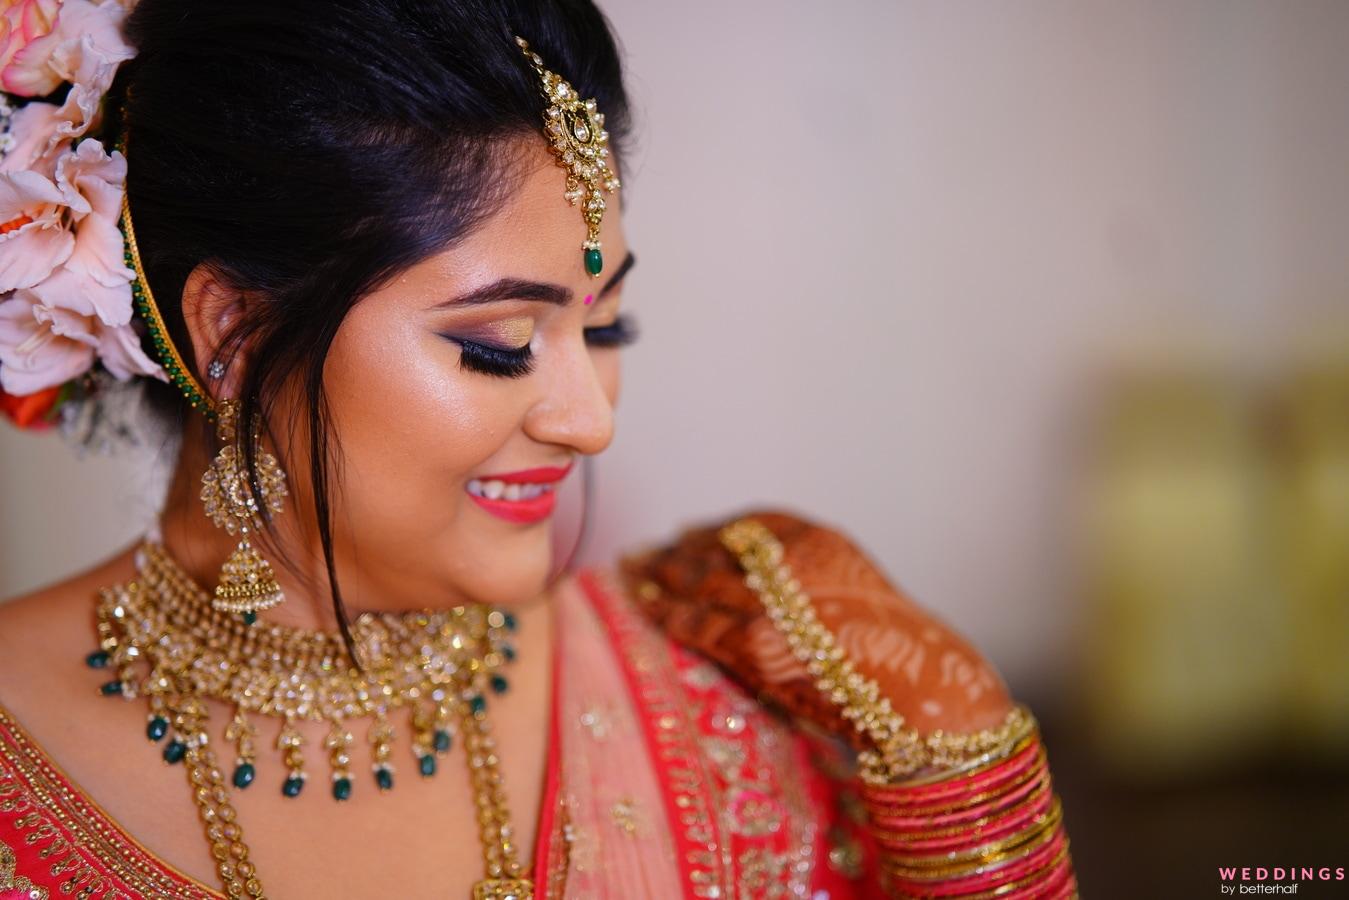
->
<box><xmin>271</xmin><ymin>139</ymin><xmax>634</xmax><ymax>611</ymax></box>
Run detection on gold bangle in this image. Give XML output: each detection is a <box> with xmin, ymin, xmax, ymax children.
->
<box><xmin>867</xmin><ymin>777</ymin><xmax>1053</xmax><ymax>845</ymax></box>
<box><xmin>889</xmin><ymin>842</ymin><xmax>1073</xmax><ymax>900</ymax></box>
<box><xmin>881</xmin><ymin>798</ymin><xmax>1063</xmax><ymax>881</ymax></box>
<box><xmin>862</xmin><ymin>729</ymin><xmax>1040</xmax><ymax>813</ymax></box>
<box><xmin>881</xmin><ymin>796</ymin><xmax>1063</xmax><ymax>873</ymax></box>
<box><xmin>862</xmin><ymin>746</ymin><xmax>1048</xmax><ymax>819</ymax></box>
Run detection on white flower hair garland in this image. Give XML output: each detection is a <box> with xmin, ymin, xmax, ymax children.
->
<box><xmin>0</xmin><ymin>0</ymin><xmax>166</xmax><ymax>442</ymax></box>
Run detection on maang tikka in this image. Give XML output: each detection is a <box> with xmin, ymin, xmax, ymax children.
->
<box><xmin>516</xmin><ymin>35</ymin><xmax>621</xmax><ymax>278</ymax></box>
<box><xmin>199</xmin><ymin>397</ymin><xmax>289</xmax><ymax>622</ymax></box>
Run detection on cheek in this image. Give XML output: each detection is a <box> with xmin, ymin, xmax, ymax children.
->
<box><xmin>321</xmin><ymin>313</ymin><xmax>521</xmax><ymax>497</ymax></box>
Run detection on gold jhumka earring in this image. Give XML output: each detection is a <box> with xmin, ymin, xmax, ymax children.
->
<box><xmin>199</xmin><ymin>397</ymin><xmax>290</xmax><ymax>622</ymax></box>
<box><xmin>118</xmin><ymin>120</ymin><xmax>290</xmax><ymax>624</ymax></box>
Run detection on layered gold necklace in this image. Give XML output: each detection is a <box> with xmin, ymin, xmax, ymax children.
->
<box><xmin>86</xmin><ymin>539</ymin><xmax>535</xmax><ymax>899</ymax></box>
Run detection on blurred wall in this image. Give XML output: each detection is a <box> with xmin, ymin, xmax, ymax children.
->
<box><xmin>3</xmin><ymin>0</ymin><xmax>1348</xmax><ymax>699</ymax></box>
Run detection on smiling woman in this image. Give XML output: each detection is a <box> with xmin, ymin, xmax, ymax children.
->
<box><xmin>0</xmin><ymin>1</ymin><xmax>1076</xmax><ymax>899</ymax></box>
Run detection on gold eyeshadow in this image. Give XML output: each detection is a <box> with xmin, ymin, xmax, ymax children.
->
<box><xmin>469</xmin><ymin>317</ymin><xmax>535</xmax><ymax>347</ymax></box>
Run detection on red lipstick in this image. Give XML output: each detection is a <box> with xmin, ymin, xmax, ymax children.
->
<box><xmin>466</xmin><ymin>460</ymin><xmax>574</xmax><ymax>524</ymax></box>
<box><xmin>473</xmin><ymin>462</ymin><xmax>574</xmax><ymax>484</ymax></box>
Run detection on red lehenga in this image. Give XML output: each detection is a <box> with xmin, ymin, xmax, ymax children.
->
<box><xmin>1</xmin><ymin>558</ymin><xmax>1076</xmax><ymax>898</ymax></box>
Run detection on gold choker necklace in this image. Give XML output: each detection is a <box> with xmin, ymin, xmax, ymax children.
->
<box><xmin>86</xmin><ymin>539</ymin><xmax>534</xmax><ymax>899</ymax></box>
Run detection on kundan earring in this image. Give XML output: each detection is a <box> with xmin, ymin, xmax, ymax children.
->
<box><xmin>200</xmin><ymin>397</ymin><xmax>289</xmax><ymax>623</ymax></box>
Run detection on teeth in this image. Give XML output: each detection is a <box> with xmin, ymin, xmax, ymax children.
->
<box><xmin>467</xmin><ymin>478</ymin><xmax>557</xmax><ymax>501</ymax></box>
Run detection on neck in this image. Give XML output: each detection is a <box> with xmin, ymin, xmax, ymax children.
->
<box><xmin>153</xmin><ymin>421</ymin><xmax>561</xmax><ymax>641</ymax></box>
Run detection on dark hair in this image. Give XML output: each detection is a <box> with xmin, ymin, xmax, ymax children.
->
<box><xmin>113</xmin><ymin>0</ymin><xmax>633</xmax><ymax>658</ymax></box>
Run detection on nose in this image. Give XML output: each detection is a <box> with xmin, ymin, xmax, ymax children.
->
<box><xmin>522</xmin><ymin>334</ymin><xmax>615</xmax><ymax>457</ymax></box>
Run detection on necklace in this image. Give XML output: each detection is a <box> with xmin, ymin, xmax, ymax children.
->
<box><xmin>85</xmin><ymin>539</ymin><xmax>535</xmax><ymax>899</ymax></box>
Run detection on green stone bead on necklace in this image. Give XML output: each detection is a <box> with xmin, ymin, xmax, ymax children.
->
<box><xmin>233</xmin><ymin>762</ymin><xmax>256</xmax><ymax>789</ymax></box>
<box><xmin>146</xmin><ymin>715</ymin><xmax>169</xmax><ymax>741</ymax></box>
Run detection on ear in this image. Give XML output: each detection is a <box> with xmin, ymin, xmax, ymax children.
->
<box><xmin>180</xmin><ymin>263</ymin><xmax>249</xmax><ymax>401</ymax></box>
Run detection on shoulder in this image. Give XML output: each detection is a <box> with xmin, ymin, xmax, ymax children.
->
<box><xmin>614</xmin><ymin>505</ymin><xmax>1015</xmax><ymax>738</ymax></box>
<box><xmin>0</xmin><ymin>543</ymin><xmax>138</xmax><ymax>658</ymax></box>
<box><xmin>0</xmin><ymin>544</ymin><xmax>139</xmax><ymax>749</ymax></box>
<box><xmin>611</xmin><ymin>502</ymin><xmax>895</xmax><ymax>661</ymax></box>
<box><xmin>616</xmin><ymin>505</ymin><xmax>893</xmax><ymax>602</ymax></box>
<box><xmin>609</xmin><ymin>506</ymin><xmax>870</xmax><ymax>733</ymax></box>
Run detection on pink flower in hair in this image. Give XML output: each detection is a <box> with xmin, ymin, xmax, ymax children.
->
<box><xmin>0</xmin><ymin>137</ymin><xmax>136</xmax><ymax>329</ymax></box>
<box><xmin>0</xmin><ymin>0</ymin><xmax>135</xmax><ymax>182</ymax></box>
<box><xmin>0</xmin><ymin>280</ymin><xmax>96</xmax><ymax>394</ymax></box>
<box><xmin>2</xmin><ymin>0</ymin><xmax>131</xmax><ymax>98</ymax></box>
<box><xmin>0</xmin><ymin>0</ymin><xmax>157</xmax><ymax>413</ymax></box>
<box><xmin>95</xmin><ymin>302</ymin><xmax>160</xmax><ymax>380</ymax></box>
<box><xmin>53</xmin><ymin>136</ymin><xmax>135</xmax><ymax>325</ymax></box>
<box><xmin>0</xmin><ymin>99</ymin><xmax>65</xmax><ymax>177</ymax></box>
<box><xmin>0</xmin><ymin>0</ymin><xmax>61</xmax><ymax>79</ymax></box>
<box><xmin>0</xmin><ymin>264</ymin><xmax>158</xmax><ymax>395</ymax></box>
<box><xmin>0</xmin><ymin>166</ymin><xmax>73</xmax><ymax>290</ymax></box>
<box><xmin>45</xmin><ymin>27</ymin><xmax>129</xmax><ymax>145</ymax></box>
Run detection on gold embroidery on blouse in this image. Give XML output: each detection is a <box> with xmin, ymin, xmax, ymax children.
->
<box><xmin>737</xmin><ymin>846</ymin><xmax>790</xmax><ymax>896</ymax></box>
<box><xmin>0</xmin><ymin>705</ymin><xmax>223</xmax><ymax>899</ymax></box>
<box><xmin>730</xmin><ymin>797</ymin><xmax>782</xmax><ymax>839</ymax></box>
<box><xmin>685</xmin><ymin>666</ymin><xmax>819</xmax><ymax>898</ymax></box>
<box><xmin>663</xmin><ymin>594</ymin><xmax>819</xmax><ymax>896</ymax></box>
<box><xmin>1</xmin><ymin>838</ymin><xmax>50</xmax><ymax>900</ymax></box>
<box><xmin>825</xmin><ymin>824</ymin><xmax>865</xmax><ymax>880</ymax></box>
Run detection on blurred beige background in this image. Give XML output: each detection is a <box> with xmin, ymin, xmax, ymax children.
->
<box><xmin>5</xmin><ymin>3</ymin><xmax>1348</xmax><ymax>895</ymax></box>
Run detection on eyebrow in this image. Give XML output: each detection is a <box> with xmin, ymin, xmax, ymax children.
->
<box><xmin>434</xmin><ymin>250</ymin><xmax>636</xmax><ymax>309</ymax></box>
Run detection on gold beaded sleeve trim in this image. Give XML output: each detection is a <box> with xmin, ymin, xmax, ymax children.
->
<box><xmin>0</xmin><ymin>702</ymin><xmax>224</xmax><ymax>899</ymax></box>
<box><xmin>716</xmin><ymin>517</ymin><xmax>1030</xmax><ymax>783</ymax></box>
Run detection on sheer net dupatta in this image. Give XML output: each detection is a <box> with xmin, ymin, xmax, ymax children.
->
<box><xmin>545</xmin><ymin>574</ymin><xmax>684</xmax><ymax>898</ymax></box>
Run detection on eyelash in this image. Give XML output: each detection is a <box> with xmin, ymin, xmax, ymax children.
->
<box><xmin>449</xmin><ymin>312</ymin><xmax>640</xmax><ymax>379</ymax></box>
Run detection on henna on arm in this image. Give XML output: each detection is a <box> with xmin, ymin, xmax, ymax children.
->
<box><xmin>620</xmin><ymin>509</ymin><xmax>1078</xmax><ymax>899</ymax></box>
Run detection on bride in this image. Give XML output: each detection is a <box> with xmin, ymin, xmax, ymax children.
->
<box><xmin>0</xmin><ymin>0</ymin><xmax>1078</xmax><ymax>897</ymax></box>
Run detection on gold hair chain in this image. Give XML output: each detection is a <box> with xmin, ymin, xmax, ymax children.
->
<box><xmin>114</xmin><ymin>124</ymin><xmax>218</xmax><ymax>420</ymax></box>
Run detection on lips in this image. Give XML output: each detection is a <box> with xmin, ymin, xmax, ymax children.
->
<box><xmin>466</xmin><ymin>460</ymin><xmax>574</xmax><ymax>524</ymax></box>
<box><xmin>473</xmin><ymin>462</ymin><xmax>574</xmax><ymax>484</ymax></box>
